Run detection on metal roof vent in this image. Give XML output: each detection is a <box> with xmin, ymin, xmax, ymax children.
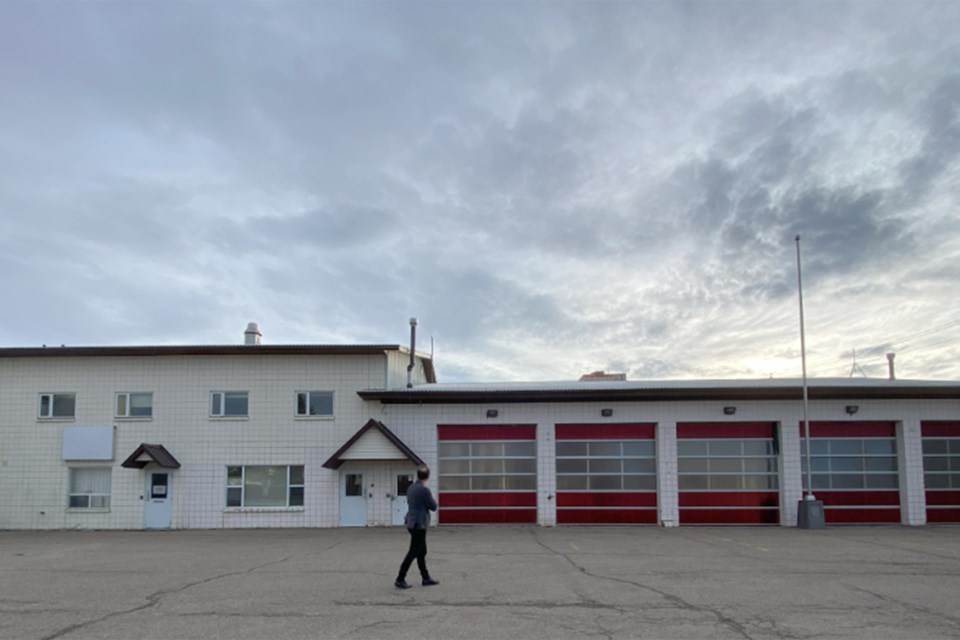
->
<box><xmin>244</xmin><ymin>322</ymin><xmax>262</xmax><ymax>346</ymax></box>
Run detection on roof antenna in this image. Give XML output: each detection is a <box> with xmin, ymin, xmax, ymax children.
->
<box><xmin>848</xmin><ymin>348</ymin><xmax>868</xmax><ymax>378</ymax></box>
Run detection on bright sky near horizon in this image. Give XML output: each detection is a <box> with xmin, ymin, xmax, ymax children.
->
<box><xmin>1</xmin><ymin>1</ymin><xmax>958</xmax><ymax>383</ymax></box>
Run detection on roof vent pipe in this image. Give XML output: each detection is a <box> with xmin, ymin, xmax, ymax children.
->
<box><xmin>407</xmin><ymin>318</ymin><xmax>418</xmax><ymax>388</ymax></box>
<box><xmin>244</xmin><ymin>322</ymin><xmax>262</xmax><ymax>346</ymax></box>
<box><xmin>886</xmin><ymin>352</ymin><xmax>896</xmax><ymax>380</ymax></box>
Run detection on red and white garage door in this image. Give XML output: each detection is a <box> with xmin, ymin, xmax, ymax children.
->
<box><xmin>921</xmin><ymin>421</ymin><xmax>960</xmax><ymax>523</ymax></box>
<box><xmin>801</xmin><ymin>422</ymin><xmax>900</xmax><ymax>524</ymax></box>
<box><xmin>555</xmin><ymin>423</ymin><xmax>657</xmax><ymax>525</ymax></box>
<box><xmin>437</xmin><ymin>425</ymin><xmax>537</xmax><ymax>524</ymax></box>
<box><xmin>677</xmin><ymin>423</ymin><xmax>780</xmax><ymax>525</ymax></box>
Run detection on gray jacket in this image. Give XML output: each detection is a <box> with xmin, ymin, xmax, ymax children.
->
<box><xmin>404</xmin><ymin>481</ymin><xmax>437</xmax><ymax>530</ymax></box>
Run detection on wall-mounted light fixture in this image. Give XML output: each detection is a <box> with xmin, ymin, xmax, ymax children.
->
<box><xmin>845</xmin><ymin>405</ymin><xmax>859</xmax><ymax>415</ymax></box>
<box><xmin>723</xmin><ymin>406</ymin><xmax>737</xmax><ymax>416</ymax></box>
<box><xmin>486</xmin><ymin>409</ymin><xmax>499</xmax><ymax>418</ymax></box>
<box><xmin>601</xmin><ymin>408</ymin><xmax>613</xmax><ymax>417</ymax></box>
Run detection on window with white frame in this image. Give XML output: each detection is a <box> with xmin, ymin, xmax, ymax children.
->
<box><xmin>210</xmin><ymin>392</ymin><xmax>248</xmax><ymax>417</ymax></box>
<box><xmin>226</xmin><ymin>465</ymin><xmax>304</xmax><ymax>507</ymax></box>
<box><xmin>295</xmin><ymin>391</ymin><xmax>333</xmax><ymax>417</ymax></box>
<box><xmin>115</xmin><ymin>392</ymin><xmax>153</xmax><ymax>418</ymax></box>
<box><xmin>39</xmin><ymin>393</ymin><xmax>76</xmax><ymax>419</ymax></box>
<box><xmin>68</xmin><ymin>467</ymin><xmax>111</xmax><ymax>509</ymax></box>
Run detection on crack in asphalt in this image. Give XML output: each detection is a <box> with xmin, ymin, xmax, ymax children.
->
<box><xmin>528</xmin><ymin>529</ymin><xmax>754</xmax><ymax>640</ymax></box>
<box><xmin>844</xmin><ymin>583</ymin><xmax>960</xmax><ymax>630</ymax></box>
<box><xmin>39</xmin><ymin>553</ymin><xmax>298</xmax><ymax>640</ymax></box>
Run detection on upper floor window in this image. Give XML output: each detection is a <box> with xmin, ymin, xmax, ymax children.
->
<box><xmin>295</xmin><ymin>391</ymin><xmax>333</xmax><ymax>417</ymax></box>
<box><xmin>39</xmin><ymin>393</ymin><xmax>76</xmax><ymax>419</ymax></box>
<box><xmin>116</xmin><ymin>392</ymin><xmax>153</xmax><ymax>418</ymax></box>
<box><xmin>211</xmin><ymin>391</ymin><xmax>248</xmax><ymax>417</ymax></box>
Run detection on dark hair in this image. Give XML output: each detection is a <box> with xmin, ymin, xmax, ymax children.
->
<box><xmin>416</xmin><ymin>465</ymin><xmax>430</xmax><ymax>480</ymax></box>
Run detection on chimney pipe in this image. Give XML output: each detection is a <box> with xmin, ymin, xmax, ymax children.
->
<box><xmin>407</xmin><ymin>318</ymin><xmax>418</xmax><ymax>388</ymax></box>
<box><xmin>886</xmin><ymin>352</ymin><xmax>896</xmax><ymax>380</ymax></box>
<box><xmin>244</xmin><ymin>322</ymin><xmax>262</xmax><ymax>345</ymax></box>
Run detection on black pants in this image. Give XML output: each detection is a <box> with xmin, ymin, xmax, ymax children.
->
<box><xmin>398</xmin><ymin>528</ymin><xmax>429</xmax><ymax>581</ymax></box>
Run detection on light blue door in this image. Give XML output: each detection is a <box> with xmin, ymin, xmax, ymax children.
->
<box><xmin>340</xmin><ymin>471</ymin><xmax>367</xmax><ymax>527</ymax></box>
<box><xmin>144</xmin><ymin>472</ymin><xmax>172</xmax><ymax>529</ymax></box>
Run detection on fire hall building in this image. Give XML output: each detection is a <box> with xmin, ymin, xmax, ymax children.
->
<box><xmin>1</xmin><ymin>329</ymin><xmax>959</xmax><ymax>530</ymax></box>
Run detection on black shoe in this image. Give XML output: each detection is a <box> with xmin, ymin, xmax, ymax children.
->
<box><xmin>422</xmin><ymin>578</ymin><xmax>439</xmax><ymax>586</ymax></box>
<box><xmin>395</xmin><ymin>579</ymin><xmax>412</xmax><ymax>589</ymax></box>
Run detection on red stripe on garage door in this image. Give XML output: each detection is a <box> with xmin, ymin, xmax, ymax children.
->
<box><xmin>438</xmin><ymin>425</ymin><xmax>537</xmax><ymax>440</ymax></box>
<box><xmin>557</xmin><ymin>493</ymin><xmax>657</xmax><ymax>508</ymax></box>
<box><xmin>799</xmin><ymin>421</ymin><xmax>897</xmax><ymax>438</ymax></box>
<box><xmin>679</xmin><ymin>509</ymin><xmax>780</xmax><ymax>525</ymax></box>
<box><xmin>440</xmin><ymin>493</ymin><xmax>537</xmax><ymax>508</ymax></box>
<box><xmin>556</xmin><ymin>423</ymin><xmax>655</xmax><ymax>440</ymax></box>
<box><xmin>558</xmin><ymin>510</ymin><xmax>658</xmax><ymax>524</ymax></box>
<box><xmin>679</xmin><ymin>492</ymin><xmax>779</xmax><ymax>508</ymax></box>
<box><xmin>441</xmin><ymin>509</ymin><xmax>537</xmax><ymax>524</ymax></box>
<box><xmin>677</xmin><ymin>423</ymin><xmax>777</xmax><ymax>438</ymax></box>
<box><xmin>818</xmin><ymin>491</ymin><xmax>901</xmax><ymax>523</ymax></box>
<box><xmin>921</xmin><ymin>421</ymin><xmax>960</xmax><ymax>437</ymax></box>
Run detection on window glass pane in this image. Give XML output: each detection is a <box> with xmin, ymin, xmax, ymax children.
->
<box><xmin>677</xmin><ymin>441</ymin><xmax>707</xmax><ymax>456</ymax></box>
<box><xmin>557</xmin><ymin>459</ymin><xmax>587</xmax><ymax>474</ymax></box>
<box><xmin>226</xmin><ymin>487</ymin><xmax>242</xmax><ymax>507</ymax></box>
<box><xmin>923</xmin><ymin>439</ymin><xmax>948</xmax><ymax>455</ymax></box>
<box><xmin>924</xmin><ymin>473</ymin><xmax>950</xmax><ymax>489</ymax></box>
<box><xmin>439</xmin><ymin>459</ymin><xmax>470</xmax><ymax>474</ymax></box>
<box><xmin>864</xmin><ymin>440</ymin><xmax>895</xmax><ymax>455</ymax></box>
<box><xmin>950</xmin><ymin>440</ymin><xmax>960</xmax><ymax>455</ymax></box>
<box><xmin>831</xmin><ymin>457</ymin><xmax>864</xmax><ymax>472</ymax></box>
<box><xmin>438</xmin><ymin>443</ymin><xmax>469</xmax><ymax>458</ymax></box>
<box><xmin>801</xmin><ymin>440</ymin><xmax>829</xmax><ymax>455</ymax></box>
<box><xmin>504</xmin><ymin>459</ymin><xmax>536</xmax><ymax>474</ymax></box>
<box><xmin>211</xmin><ymin>393</ymin><xmax>222</xmax><ymax>415</ymax></box>
<box><xmin>589</xmin><ymin>476</ymin><xmax>621</xmax><ymax>491</ymax></box>
<box><xmin>289</xmin><ymin>486</ymin><xmax>304</xmax><ymax>507</ymax></box>
<box><xmin>709</xmin><ymin>476</ymin><xmax>742</xmax><ymax>490</ymax></box>
<box><xmin>504</xmin><ymin>442</ymin><xmax>536</xmax><ymax>457</ymax></box>
<box><xmin>438</xmin><ymin>476</ymin><xmax>469</xmax><ymax>491</ymax></box>
<box><xmin>296</xmin><ymin>393</ymin><xmax>307</xmax><ymax>415</ymax></box>
<box><xmin>471</xmin><ymin>459</ymin><xmax>503</xmax><ymax>474</ymax></box>
<box><xmin>678</xmin><ymin>475</ymin><xmax>709</xmax><ymax>490</ymax></box>
<box><xmin>742</xmin><ymin>441</ymin><xmax>773</xmax><ymax>456</ymax></box>
<box><xmin>589</xmin><ymin>442</ymin><xmax>620</xmax><ymax>457</ymax></box>
<box><xmin>742</xmin><ymin>475</ymin><xmax>778</xmax><ymax>490</ymax></box>
<box><xmin>309</xmin><ymin>392</ymin><xmax>333</xmax><ymax>416</ymax></box>
<box><xmin>623</xmin><ymin>475</ymin><xmax>657</xmax><ymax>490</ymax></box>
<box><xmin>678</xmin><ymin>458</ymin><xmax>708</xmax><ymax>473</ymax></box>
<box><xmin>623</xmin><ymin>459</ymin><xmax>656</xmax><ymax>474</ymax></box>
<box><xmin>556</xmin><ymin>442</ymin><xmax>587</xmax><ymax>457</ymax></box>
<box><xmin>865</xmin><ymin>474</ymin><xmax>899</xmax><ymax>489</ymax></box>
<box><xmin>557</xmin><ymin>475</ymin><xmax>588</xmax><ymax>490</ymax></box>
<box><xmin>472</xmin><ymin>476</ymin><xmax>505</xmax><ymax>491</ymax></box>
<box><xmin>743</xmin><ymin>458</ymin><xmax>778</xmax><ymax>473</ymax></box>
<box><xmin>811</xmin><ymin>457</ymin><xmax>830</xmax><ymax>472</ymax></box>
<box><xmin>865</xmin><ymin>457</ymin><xmax>898</xmax><ymax>472</ymax></box>
<box><xmin>471</xmin><ymin>443</ymin><xmax>503</xmax><ymax>457</ymax></box>
<box><xmin>504</xmin><ymin>476</ymin><xmax>536</xmax><ymax>490</ymax></box>
<box><xmin>832</xmin><ymin>474</ymin><xmax>865</xmax><ymax>489</ymax></box>
<box><xmin>622</xmin><ymin>441</ymin><xmax>655</xmax><ymax>457</ymax></box>
<box><xmin>245</xmin><ymin>466</ymin><xmax>288</xmax><ymax>506</ymax></box>
<box><xmin>951</xmin><ymin>458</ymin><xmax>960</xmax><ymax>472</ymax></box>
<box><xmin>227</xmin><ymin>466</ymin><xmax>243</xmax><ymax>485</ymax></box>
<box><xmin>589</xmin><ymin>459</ymin><xmax>621</xmax><ymax>474</ymax></box>
<box><xmin>344</xmin><ymin>473</ymin><xmax>363</xmax><ymax>497</ymax></box>
<box><xmin>71</xmin><ymin>468</ymin><xmax>111</xmax><ymax>494</ymax></box>
<box><xmin>69</xmin><ymin>495</ymin><xmax>89</xmax><ymax>508</ymax></box>
<box><xmin>129</xmin><ymin>393</ymin><xmax>152</xmax><ymax>417</ymax></box>
<box><xmin>952</xmin><ymin>474</ymin><xmax>960</xmax><ymax>489</ymax></box>
<box><xmin>116</xmin><ymin>394</ymin><xmax>128</xmax><ymax>416</ymax></box>
<box><xmin>830</xmin><ymin>440</ymin><xmax>862</xmax><ymax>455</ymax></box>
<box><xmin>709</xmin><ymin>441</ymin><xmax>742</xmax><ymax>456</ymax></box>
<box><xmin>40</xmin><ymin>394</ymin><xmax>51</xmax><ymax>416</ymax></box>
<box><xmin>224</xmin><ymin>392</ymin><xmax>248</xmax><ymax>416</ymax></box>
<box><xmin>710</xmin><ymin>459</ymin><xmax>742</xmax><ymax>473</ymax></box>
<box><xmin>53</xmin><ymin>394</ymin><xmax>76</xmax><ymax>417</ymax></box>
<box><xmin>91</xmin><ymin>495</ymin><xmax>110</xmax><ymax>509</ymax></box>
<box><xmin>289</xmin><ymin>466</ymin><xmax>304</xmax><ymax>485</ymax></box>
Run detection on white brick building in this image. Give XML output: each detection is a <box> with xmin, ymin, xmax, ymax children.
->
<box><xmin>2</xmin><ymin>336</ymin><xmax>959</xmax><ymax>530</ymax></box>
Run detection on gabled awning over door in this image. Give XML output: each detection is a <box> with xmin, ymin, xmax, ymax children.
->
<box><xmin>121</xmin><ymin>444</ymin><xmax>181</xmax><ymax>469</ymax></box>
<box><xmin>323</xmin><ymin>419</ymin><xmax>424</xmax><ymax>469</ymax></box>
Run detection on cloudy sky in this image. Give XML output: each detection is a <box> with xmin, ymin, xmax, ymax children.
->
<box><xmin>1</xmin><ymin>1</ymin><xmax>958</xmax><ymax>383</ymax></box>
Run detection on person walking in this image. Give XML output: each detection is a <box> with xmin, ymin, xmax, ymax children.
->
<box><xmin>395</xmin><ymin>465</ymin><xmax>439</xmax><ymax>588</ymax></box>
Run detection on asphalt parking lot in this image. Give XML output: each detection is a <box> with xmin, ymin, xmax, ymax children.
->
<box><xmin>2</xmin><ymin>525</ymin><xmax>959</xmax><ymax>639</ymax></box>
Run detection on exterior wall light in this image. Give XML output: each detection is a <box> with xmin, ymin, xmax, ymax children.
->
<box><xmin>601</xmin><ymin>408</ymin><xmax>613</xmax><ymax>417</ymax></box>
<box><xmin>486</xmin><ymin>409</ymin><xmax>498</xmax><ymax>418</ymax></box>
<box><xmin>845</xmin><ymin>405</ymin><xmax>859</xmax><ymax>415</ymax></box>
<box><xmin>723</xmin><ymin>406</ymin><xmax>737</xmax><ymax>415</ymax></box>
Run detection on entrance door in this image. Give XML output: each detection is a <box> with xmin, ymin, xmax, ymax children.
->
<box><xmin>391</xmin><ymin>470</ymin><xmax>415</xmax><ymax>525</ymax></box>
<box><xmin>340</xmin><ymin>471</ymin><xmax>367</xmax><ymax>527</ymax></box>
<box><xmin>144</xmin><ymin>471</ymin><xmax>172</xmax><ymax>529</ymax></box>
